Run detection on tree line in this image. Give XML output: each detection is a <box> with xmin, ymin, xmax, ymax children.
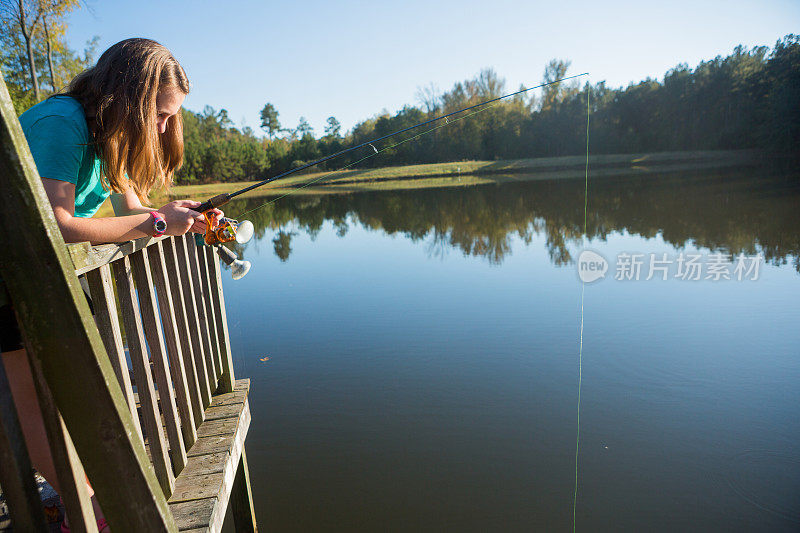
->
<box><xmin>179</xmin><ymin>34</ymin><xmax>799</xmax><ymax>184</ymax></box>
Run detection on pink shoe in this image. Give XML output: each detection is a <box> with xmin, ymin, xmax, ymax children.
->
<box><xmin>61</xmin><ymin>518</ymin><xmax>108</xmax><ymax>532</ymax></box>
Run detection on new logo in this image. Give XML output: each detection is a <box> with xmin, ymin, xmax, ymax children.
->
<box><xmin>577</xmin><ymin>250</ymin><xmax>608</xmax><ymax>283</ymax></box>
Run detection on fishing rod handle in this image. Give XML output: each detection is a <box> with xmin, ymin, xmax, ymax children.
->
<box><xmin>196</xmin><ymin>193</ymin><xmax>231</xmax><ymax>213</ymax></box>
<box><xmin>215</xmin><ymin>244</ymin><xmax>238</xmax><ymax>265</ymax></box>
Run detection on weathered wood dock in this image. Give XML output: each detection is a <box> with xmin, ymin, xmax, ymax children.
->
<box><xmin>0</xmin><ymin>73</ymin><xmax>257</xmax><ymax>531</ymax></box>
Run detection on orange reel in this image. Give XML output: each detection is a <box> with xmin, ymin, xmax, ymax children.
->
<box><xmin>203</xmin><ymin>212</ymin><xmax>237</xmax><ymax>245</ymax></box>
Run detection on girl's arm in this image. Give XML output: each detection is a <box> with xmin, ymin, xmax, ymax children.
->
<box><xmin>110</xmin><ymin>189</ymin><xmax>157</xmax><ymax>216</ymax></box>
<box><xmin>43</xmin><ymin>178</ymin><xmax>199</xmax><ymax>244</ymax></box>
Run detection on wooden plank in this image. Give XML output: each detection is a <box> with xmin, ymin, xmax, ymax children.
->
<box><xmin>169</xmin><ymin>471</ymin><xmax>226</xmax><ymax>503</ymax></box>
<box><xmin>112</xmin><ymin>256</ymin><xmax>175</xmax><ymax>497</ymax></box>
<box><xmin>26</xmin><ymin>349</ymin><xmax>98</xmax><ymax>533</ymax></box>
<box><xmin>230</xmin><ymin>450</ymin><xmax>257</xmax><ymax>533</ymax></box>
<box><xmin>169</xmin><ymin>384</ymin><xmax>251</xmax><ymax>533</ymax></box>
<box><xmin>168</xmin><ymin>497</ymin><xmax>216</xmax><ymax>531</ymax></box>
<box><xmin>0</xmin><ymin>72</ymin><xmax>175</xmax><ymax>530</ymax></box>
<box><xmin>204</xmin><ymin>403</ymin><xmax>248</xmax><ymax>423</ymax></box>
<box><xmin>0</xmin><ymin>352</ymin><xmax>48</xmax><ymax>532</ymax></box>
<box><xmin>207</xmin><ymin>399</ymin><xmax>250</xmax><ymax>533</ymax></box>
<box><xmin>161</xmin><ymin>238</ymin><xmax>204</xmax><ymax>430</ymax></box>
<box><xmin>67</xmin><ymin>236</ymin><xmax>168</xmax><ymax>276</ymax></box>
<box><xmin>173</xmin><ymin>236</ymin><xmax>213</xmax><ymax>408</ymax></box>
<box><xmin>85</xmin><ymin>265</ymin><xmax>143</xmax><ymax>442</ymax></box>
<box><xmin>205</xmin><ymin>248</ymin><xmax>236</xmax><ymax>393</ymax></box>
<box><xmin>174</xmin><ymin>452</ymin><xmax>230</xmax><ymax>477</ymax></box>
<box><xmin>147</xmin><ymin>241</ymin><xmax>198</xmax><ymax>450</ymax></box>
<box><xmin>131</xmin><ymin>249</ymin><xmax>188</xmax><ymax>475</ymax></box>
<box><xmin>184</xmin><ymin>237</ymin><xmax>220</xmax><ymax>391</ymax></box>
<box><xmin>208</xmin><ymin>386</ymin><xmax>247</xmax><ymax>408</ymax></box>
<box><xmin>195</xmin><ymin>418</ymin><xmax>239</xmax><ymax>439</ymax></box>
<box><xmin>186</xmin><ymin>434</ymin><xmax>234</xmax><ymax>458</ymax></box>
<box><xmin>198</xmin><ymin>246</ymin><xmax>223</xmax><ymax>382</ymax></box>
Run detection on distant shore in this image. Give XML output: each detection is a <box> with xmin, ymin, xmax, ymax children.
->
<box><xmin>94</xmin><ymin>150</ymin><xmax>761</xmax><ymax>217</ymax></box>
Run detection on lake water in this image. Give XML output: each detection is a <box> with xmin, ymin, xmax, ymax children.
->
<box><xmin>219</xmin><ymin>167</ymin><xmax>799</xmax><ymax>532</ymax></box>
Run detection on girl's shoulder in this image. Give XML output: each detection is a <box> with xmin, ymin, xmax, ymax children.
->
<box><xmin>19</xmin><ymin>96</ymin><xmax>89</xmax><ymax>140</ymax></box>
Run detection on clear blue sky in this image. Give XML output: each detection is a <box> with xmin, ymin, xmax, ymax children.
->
<box><xmin>66</xmin><ymin>0</ymin><xmax>799</xmax><ymax>136</ymax></box>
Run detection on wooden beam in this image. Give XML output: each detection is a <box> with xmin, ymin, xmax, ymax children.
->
<box><xmin>206</xmin><ymin>248</ymin><xmax>236</xmax><ymax>393</ymax></box>
<box><xmin>0</xmin><ymin>70</ymin><xmax>175</xmax><ymax>531</ymax></box>
<box><xmin>67</xmin><ymin>236</ymin><xmax>168</xmax><ymax>276</ymax></box>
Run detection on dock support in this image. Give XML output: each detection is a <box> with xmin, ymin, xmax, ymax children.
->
<box><xmin>230</xmin><ymin>450</ymin><xmax>257</xmax><ymax>532</ymax></box>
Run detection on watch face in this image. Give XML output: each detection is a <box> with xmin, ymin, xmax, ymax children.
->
<box><xmin>155</xmin><ymin>219</ymin><xmax>167</xmax><ymax>232</ymax></box>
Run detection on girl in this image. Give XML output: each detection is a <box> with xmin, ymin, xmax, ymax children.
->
<box><xmin>2</xmin><ymin>38</ymin><xmax>221</xmax><ymax>531</ymax></box>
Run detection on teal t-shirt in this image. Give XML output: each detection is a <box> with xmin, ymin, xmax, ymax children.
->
<box><xmin>19</xmin><ymin>96</ymin><xmax>108</xmax><ymax>218</ymax></box>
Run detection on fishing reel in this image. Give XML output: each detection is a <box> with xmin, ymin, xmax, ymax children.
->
<box><xmin>204</xmin><ymin>213</ymin><xmax>255</xmax><ymax>280</ymax></box>
<box><xmin>203</xmin><ymin>212</ymin><xmax>254</xmax><ymax>246</ymax></box>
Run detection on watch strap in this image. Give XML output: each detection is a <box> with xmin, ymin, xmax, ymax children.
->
<box><xmin>150</xmin><ymin>211</ymin><xmax>166</xmax><ymax>237</ymax></box>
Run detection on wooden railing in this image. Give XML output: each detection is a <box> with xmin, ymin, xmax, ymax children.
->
<box><xmin>0</xmin><ymin>72</ymin><xmax>256</xmax><ymax>532</ymax></box>
<box><xmin>68</xmin><ymin>235</ymin><xmax>255</xmax><ymax>530</ymax></box>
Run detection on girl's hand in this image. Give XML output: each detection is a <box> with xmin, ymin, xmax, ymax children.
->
<box><xmin>157</xmin><ymin>200</ymin><xmax>224</xmax><ymax>235</ymax></box>
<box><xmin>155</xmin><ymin>200</ymin><xmax>202</xmax><ymax>236</ymax></box>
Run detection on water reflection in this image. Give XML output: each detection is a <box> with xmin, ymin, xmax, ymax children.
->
<box><xmin>227</xmin><ymin>167</ymin><xmax>800</xmax><ymax>270</ymax></box>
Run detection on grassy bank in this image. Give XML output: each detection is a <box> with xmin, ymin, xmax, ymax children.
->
<box><xmin>95</xmin><ymin>150</ymin><xmax>759</xmax><ymax>217</ymax></box>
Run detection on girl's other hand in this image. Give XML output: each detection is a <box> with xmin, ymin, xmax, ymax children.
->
<box><xmin>188</xmin><ymin>207</ymin><xmax>224</xmax><ymax>234</ymax></box>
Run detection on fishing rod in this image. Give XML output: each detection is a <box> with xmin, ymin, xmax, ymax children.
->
<box><xmin>195</xmin><ymin>72</ymin><xmax>588</xmax><ymax>214</ymax></box>
<box><xmin>200</xmin><ymin>72</ymin><xmax>588</xmax><ymax>279</ymax></box>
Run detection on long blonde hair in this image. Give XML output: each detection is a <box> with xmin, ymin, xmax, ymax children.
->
<box><xmin>65</xmin><ymin>38</ymin><xmax>189</xmax><ymax>203</ymax></box>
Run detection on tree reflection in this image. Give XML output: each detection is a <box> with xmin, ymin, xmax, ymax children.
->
<box><xmin>228</xmin><ymin>166</ymin><xmax>800</xmax><ymax>271</ymax></box>
<box><xmin>272</xmin><ymin>230</ymin><xmax>295</xmax><ymax>262</ymax></box>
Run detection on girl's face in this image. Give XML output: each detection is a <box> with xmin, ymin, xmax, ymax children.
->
<box><xmin>155</xmin><ymin>89</ymin><xmax>186</xmax><ymax>134</ymax></box>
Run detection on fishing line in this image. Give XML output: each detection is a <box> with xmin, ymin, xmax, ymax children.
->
<box><xmin>573</xmin><ymin>81</ymin><xmax>590</xmax><ymax>533</ymax></box>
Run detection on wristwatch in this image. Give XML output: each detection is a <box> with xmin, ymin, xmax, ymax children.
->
<box><xmin>151</xmin><ymin>211</ymin><xmax>167</xmax><ymax>237</ymax></box>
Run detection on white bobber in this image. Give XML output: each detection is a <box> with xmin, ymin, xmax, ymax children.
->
<box><xmin>235</xmin><ymin>220</ymin><xmax>254</xmax><ymax>244</ymax></box>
